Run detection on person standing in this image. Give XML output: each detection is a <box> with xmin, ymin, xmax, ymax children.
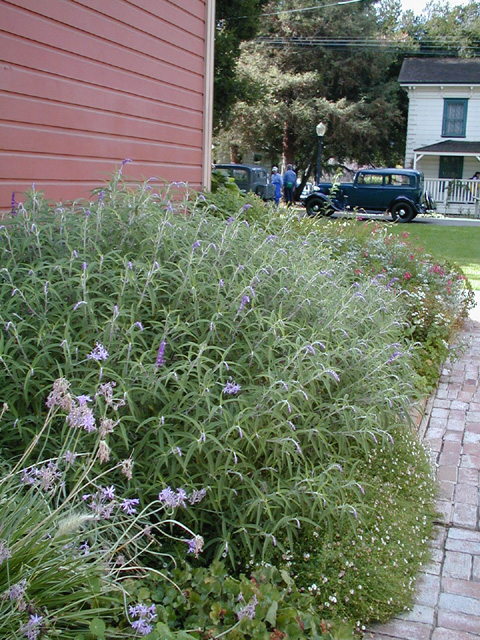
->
<box><xmin>283</xmin><ymin>164</ymin><xmax>297</xmax><ymax>207</ymax></box>
<box><xmin>271</xmin><ymin>166</ymin><xmax>283</xmax><ymax>206</ymax></box>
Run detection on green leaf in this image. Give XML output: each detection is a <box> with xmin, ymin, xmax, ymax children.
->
<box><xmin>137</xmin><ymin>586</ymin><xmax>151</xmax><ymax>600</ymax></box>
<box><xmin>265</xmin><ymin>600</ymin><xmax>278</xmax><ymax>626</ymax></box>
<box><xmin>280</xmin><ymin>569</ymin><xmax>292</xmax><ymax>586</ymax></box>
<box><xmin>155</xmin><ymin>622</ymin><xmax>175</xmax><ymax>639</ymax></box>
<box><xmin>89</xmin><ymin>617</ymin><xmax>106</xmax><ymax>639</ymax></box>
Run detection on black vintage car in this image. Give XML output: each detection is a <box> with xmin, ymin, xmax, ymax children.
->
<box><xmin>213</xmin><ymin>164</ymin><xmax>275</xmax><ymax>201</ymax></box>
<box><xmin>304</xmin><ymin>168</ymin><xmax>434</xmax><ymax>223</ymax></box>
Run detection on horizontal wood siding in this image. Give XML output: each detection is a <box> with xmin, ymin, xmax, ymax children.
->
<box><xmin>0</xmin><ymin>0</ymin><xmax>208</xmax><ymax>208</ymax></box>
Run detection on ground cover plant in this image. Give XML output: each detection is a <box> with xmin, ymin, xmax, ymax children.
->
<box><xmin>0</xmin><ymin>171</ymin><xmax>470</xmax><ymax>638</ymax></box>
<box><xmin>389</xmin><ymin>223</ymin><xmax>480</xmax><ymax>290</ymax></box>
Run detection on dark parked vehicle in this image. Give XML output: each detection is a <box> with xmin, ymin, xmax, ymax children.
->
<box><xmin>304</xmin><ymin>168</ymin><xmax>434</xmax><ymax>223</ymax></box>
<box><xmin>213</xmin><ymin>164</ymin><xmax>275</xmax><ymax>201</ymax></box>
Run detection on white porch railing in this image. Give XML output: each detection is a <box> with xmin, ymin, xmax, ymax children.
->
<box><xmin>425</xmin><ymin>178</ymin><xmax>480</xmax><ymax>217</ymax></box>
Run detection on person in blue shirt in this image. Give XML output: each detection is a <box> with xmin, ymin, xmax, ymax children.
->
<box><xmin>283</xmin><ymin>164</ymin><xmax>297</xmax><ymax>207</ymax></box>
<box><xmin>270</xmin><ymin>166</ymin><xmax>283</xmax><ymax>205</ymax></box>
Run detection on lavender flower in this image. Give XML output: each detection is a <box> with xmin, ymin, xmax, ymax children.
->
<box><xmin>98</xmin><ymin>190</ymin><xmax>105</xmax><ymax>205</ymax></box>
<box><xmin>133</xmin><ymin>321</ymin><xmax>144</xmax><ymax>331</ymax></box>
<box><xmin>6</xmin><ymin>579</ymin><xmax>26</xmax><ymax>609</ymax></box>
<box><xmin>46</xmin><ymin>377</ymin><xmax>72</xmax><ymax>411</ymax></box>
<box><xmin>121</xmin><ymin>498</ymin><xmax>140</xmax><ymax>515</ymax></box>
<box><xmin>102</xmin><ymin>485</ymin><xmax>115</xmax><ymax>500</ymax></box>
<box><xmin>158</xmin><ymin>486</ymin><xmax>187</xmax><ymax>508</ymax></box>
<box><xmin>0</xmin><ymin>539</ymin><xmax>12</xmax><ymax>565</ymax></box>
<box><xmin>155</xmin><ymin>340</ymin><xmax>166</xmax><ymax>369</ymax></box>
<box><xmin>67</xmin><ymin>404</ymin><xmax>96</xmax><ymax>433</ymax></box>
<box><xmin>86</xmin><ymin>489</ymin><xmax>115</xmax><ymax>520</ymax></box>
<box><xmin>64</xmin><ymin>450</ymin><xmax>77</xmax><ymax>465</ymax></box>
<box><xmin>226</xmin><ymin>216</ymin><xmax>235</xmax><ymax>225</ymax></box>
<box><xmin>87</xmin><ymin>342</ymin><xmax>109</xmax><ymax>362</ymax></box>
<box><xmin>388</xmin><ymin>350</ymin><xmax>402</xmax><ymax>364</ymax></box>
<box><xmin>186</xmin><ymin>535</ymin><xmax>204</xmax><ymax>558</ymax></box>
<box><xmin>97</xmin><ymin>381</ymin><xmax>116</xmax><ymax>406</ymax></box>
<box><xmin>121</xmin><ymin>458</ymin><xmax>133</xmax><ymax>480</ymax></box>
<box><xmin>238</xmin><ymin>295</ymin><xmax>250</xmax><ymax>313</ymax></box>
<box><xmin>129</xmin><ymin>603</ymin><xmax>157</xmax><ymax>637</ymax></box>
<box><xmin>326</xmin><ymin>369</ymin><xmax>340</xmax><ymax>383</ymax></box>
<box><xmin>11</xmin><ymin>192</ymin><xmax>17</xmax><ymax>216</ymax></box>
<box><xmin>188</xmin><ymin>488</ymin><xmax>207</xmax><ymax>504</ymax></box>
<box><xmin>242</xmin><ymin>203</ymin><xmax>253</xmax><ymax>211</ymax></box>
<box><xmin>82</xmin><ymin>262</ymin><xmax>87</xmax><ymax>271</ymax></box>
<box><xmin>192</xmin><ymin>241</ymin><xmax>201</xmax><ymax>250</ymax></box>
<box><xmin>237</xmin><ymin>594</ymin><xmax>258</xmax><ymax>621</ymax></box>
<box><xmin>21</xmin><ymin>462</ymin><xmax>63</xmax><ymax>493</ymax></box>
<box><xmin>78</xmin><ymin>541</ymin><xmax>90</xmax><ymax>555</ymax></box>
<box><xmin>21</xmin><ymin>613</ymin><xmax>43</xmax><ymax>640</ymax></box>
<box><xmin>223</xmin><ymin>381</ymin><xmax>241</xmax><ymax>395</ymax></box>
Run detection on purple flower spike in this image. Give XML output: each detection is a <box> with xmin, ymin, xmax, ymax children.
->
<box><xmin>11</xmin><ymin>192</ymin><xmax>17</xmax><ymax>217</ymax></box>
<box><xmin>155</xmin><ymin>340</ymin><xmax>166</xmax><ymax>369</ymax></box>
<box><xmin>122</xmin><ymin>158</ymin><xmax>132</xmax><ymax>167</ymax></box>
<box><xmin>238</xmin><ymin>295</ymin><xmax>250</xmax><ymax>313</ymax></box>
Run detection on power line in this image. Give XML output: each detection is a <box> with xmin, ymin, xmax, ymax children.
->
<box><xmin>253</xmin><ymin>35</ymin><xmax>480</xmax><ymax>53</ymax></box>
<box><xmin>236</xmin><ymin>0</ymin><xmax>364</xmax><ymax>19</ymax></box>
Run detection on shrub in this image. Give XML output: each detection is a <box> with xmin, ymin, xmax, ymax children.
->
<box><xmin>1</xmin><ymin>176</ymin><xmax>427</xmax><ymax>567</ymax></box>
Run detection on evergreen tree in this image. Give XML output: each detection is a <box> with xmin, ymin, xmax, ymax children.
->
<box><xmin>215</xmin><ymin>0</ymin><xmax>409</xmax><ymax>182</ymax></box>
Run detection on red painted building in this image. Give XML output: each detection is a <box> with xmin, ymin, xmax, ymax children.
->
<box><xmin>0</xmin><ymin>0</ymin><xmax>215</xmax><ymax>209</ymax></box>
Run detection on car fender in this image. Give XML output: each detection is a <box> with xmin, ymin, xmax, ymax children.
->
<box><xmin>305</xmin><ymin>192</ymin><xmax>343</xmax><ymax>211</ymax></box>
<box><xmin>388</xmin><ymin>195</ymin><xmax>418</xmax><ymax>213</ymax></box>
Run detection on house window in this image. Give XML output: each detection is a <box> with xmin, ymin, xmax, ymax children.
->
<box><xmin>442</xmin><ymin>99</ymin><xmax>468</xmax><ymax>137</ymax></box>
<box><xmin>439</xmin><ymin>156</ymin><xmax>464</xmax><ymax>179</ymax></box>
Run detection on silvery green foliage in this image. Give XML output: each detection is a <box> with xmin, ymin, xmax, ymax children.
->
<box><xmin>0</xmin><ymin>177</ymin><xmax>421</xmax><ymax>564</ymax></box>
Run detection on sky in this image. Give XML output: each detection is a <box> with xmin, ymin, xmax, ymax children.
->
<box><xmin>399</xmin><ymin>0</ymin><xmax>470</xmax><ymax>14</ymax></box>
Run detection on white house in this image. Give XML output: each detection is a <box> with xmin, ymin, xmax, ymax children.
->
<box><xmin>399</xmin><ymin>57</ymin><xmax>480</xmax><ymax>216</ymax></box>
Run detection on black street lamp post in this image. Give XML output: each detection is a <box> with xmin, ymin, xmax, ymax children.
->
<box><xmin>315</xmin><ymin>122</ymin><xmax>326</xmax><ymax>185</ymax></box>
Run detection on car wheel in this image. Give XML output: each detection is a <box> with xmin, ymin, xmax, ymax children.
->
<box><xmin>391</xmin><ymin>201</ymin><xmax>415</xmax><ymax>223</ymax></box>
<box><xmin>306</xmin><ymin>195</ymin><xmax>333</xmax><ymax>217</ymax></box>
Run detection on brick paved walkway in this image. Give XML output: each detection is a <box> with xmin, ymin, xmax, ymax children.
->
<box><xmin>365</xmin><ymin>310</ymin><xmax>480</xmax><ymax>640</ymax></box>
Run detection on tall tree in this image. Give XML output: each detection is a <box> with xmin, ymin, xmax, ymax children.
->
<box><xmin>214</xmin><ymin>0</ymin><xmax>269</xmax><ymax>132</ymax></box>
<box><xmin>215</xmin><ymin>0</ymin><xmax>409</xmax><ymax>179</ymax></box>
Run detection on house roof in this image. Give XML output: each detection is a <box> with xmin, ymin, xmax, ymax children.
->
<box><xmin>399</xmin><ymin>57</ymin><xmax>480</xmax><ymax>85</ymax></box>
<box><xmin>415</xmin><ymin>140</ymin><xmax>480</xmax><ymax>154</ymax></box>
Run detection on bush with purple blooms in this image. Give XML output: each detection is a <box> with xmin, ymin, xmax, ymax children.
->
<box><xmin>0</xmin><ymin>176</ymin><xmax>426</xmax><ymax>565</ymax></box>
<box><xmin>0</xmin><ymin>167</ymin><xmax>459</xmax><ymax>637</ymax></box>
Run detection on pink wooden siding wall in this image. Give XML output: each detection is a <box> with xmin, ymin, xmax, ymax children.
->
<box><xmin>0</xmin><ymin>0</ymin><xmax>211</xmax><ymax>209</ymax></box>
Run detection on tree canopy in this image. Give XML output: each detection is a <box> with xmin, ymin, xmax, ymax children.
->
<box><xmin>213</xmin><ymin>0</ymin><xmax>480</xmax><ymax>181</ymax></box>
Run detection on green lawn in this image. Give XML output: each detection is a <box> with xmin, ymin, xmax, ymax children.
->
<box><xmin>390</xmin><ymin>224</ymin><xmax>480</xmax><ymax>291</ymax></box>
